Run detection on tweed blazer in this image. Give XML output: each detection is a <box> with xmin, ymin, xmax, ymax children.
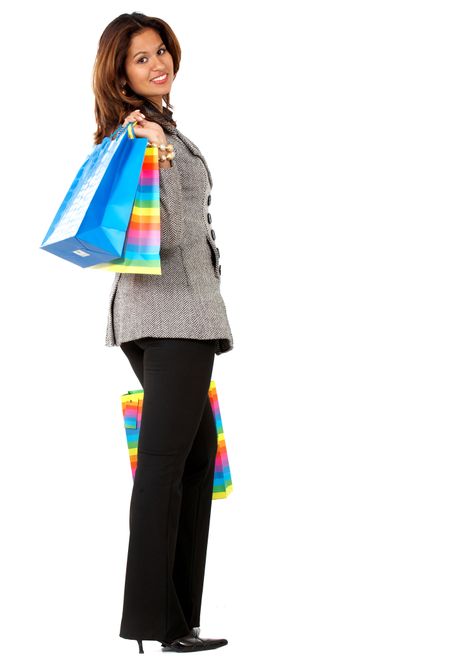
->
<box><xmin>104</xmin><ymin>124</ymin><xmax>234</xmax><ymax>355</ymax></box>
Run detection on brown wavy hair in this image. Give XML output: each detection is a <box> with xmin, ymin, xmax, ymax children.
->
<box><xmin>92</xmin><ymin>12</ymin><xmax>181</xmax><ymax>144</ymax></box>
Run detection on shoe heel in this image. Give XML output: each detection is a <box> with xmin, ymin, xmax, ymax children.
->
<box><xmin>137</xmin><ymin>639</ymin><xmax>144</xmax><ymax>654</ymax></box>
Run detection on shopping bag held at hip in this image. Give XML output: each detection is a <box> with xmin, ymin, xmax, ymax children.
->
<box><xmin>120</xmin><ymin>380</ymin><xmax>233</xmax><ymax>500</ymax></box>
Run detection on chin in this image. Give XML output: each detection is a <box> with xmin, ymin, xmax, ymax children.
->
<box><xmin>149</xmin><ymin>86</ymin><xmax>171</xmax><ymax>93</ymax></box>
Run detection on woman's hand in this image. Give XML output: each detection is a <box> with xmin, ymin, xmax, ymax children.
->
<box><xmin>121</xmin><ymin>109</ymin><xmax>169</xmax><ymax>146</ymax></box>
<box><xmin>121</xmin><ymin>109</ymin><xmax>172</xmax><ymax>168</ymax></box>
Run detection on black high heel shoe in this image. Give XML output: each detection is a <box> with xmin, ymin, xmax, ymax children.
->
<box><xmin>136</xmin><ymin>627</ymin><xmax>204</xmax><ymax>653</ymax></box>
<box><xmin>160</xmin><ymin>627</ymin><xmax>228</xmax><ymax>652</ymax></box>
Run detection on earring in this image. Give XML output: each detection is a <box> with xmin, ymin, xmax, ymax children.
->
<box><xmin>121</xmin><ymin>82</ymin><xmax>127</xmax><ymax>95</ymax></box>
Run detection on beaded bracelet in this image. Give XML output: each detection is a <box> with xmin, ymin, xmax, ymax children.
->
<box><xmin>148</xmin><ymin>141</ymin><xmax>175</xmax><ymax>163</ymax></box>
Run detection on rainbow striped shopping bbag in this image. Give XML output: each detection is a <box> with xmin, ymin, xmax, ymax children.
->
<box><xmin>90</xmin><ymin>123</ymin><xmax>162</xmax><ymax>274</ymax></box>
<box><xmin>120</xmin><ymin>380</ymin><xmax>233</xmax><ymax>499</ymax></box>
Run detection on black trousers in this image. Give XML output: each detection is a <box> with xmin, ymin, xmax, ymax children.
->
<box><xmin>118</xmin><ymin>337</ymin><xmax>217</xmax><ymax>643</ymax></box>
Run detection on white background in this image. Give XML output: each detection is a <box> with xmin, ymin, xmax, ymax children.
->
<box><xmin>1</xmin><ymin>1</ymin><xmax>449</xmax><ymax>663</ymax></box>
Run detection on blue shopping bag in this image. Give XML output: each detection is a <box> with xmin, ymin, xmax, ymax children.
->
<box><xmin>40</xmin><ymin>124</ymin><xmax>148</xmax><ymax>268</ymax></box>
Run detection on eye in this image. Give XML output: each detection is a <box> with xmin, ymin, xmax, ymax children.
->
<box><xmin>137</xmin><ymin>48</ymin><xmax>167</xmax><ymax>64</ymax></box>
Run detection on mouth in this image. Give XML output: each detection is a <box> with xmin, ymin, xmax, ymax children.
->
<box><xmin>151</xmin><ymin>73</ymin><xmax>169</xmax><ymax>84</ymax></box>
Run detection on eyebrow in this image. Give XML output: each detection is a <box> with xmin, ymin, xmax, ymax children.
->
<box><xmin>133</xmin><ymin>42</ymin><xmax>165</xmax><ymax>58</ymax></box>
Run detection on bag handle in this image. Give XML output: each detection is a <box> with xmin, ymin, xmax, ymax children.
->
<box><xmin>110</xmin><ymin>121</ymin><xmax>136</xmax><ymax>141</ymax></box>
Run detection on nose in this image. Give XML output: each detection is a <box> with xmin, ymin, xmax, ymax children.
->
<box><xmin>151</xmin><ymin>61</ymin><xmax>166</xmax><ymax>74</ymax></box>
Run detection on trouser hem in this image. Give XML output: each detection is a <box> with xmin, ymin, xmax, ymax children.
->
<box><xmin>119</xmin><ymin>629</ymin><xmax>194</xmax><ymax>642</ymax></box>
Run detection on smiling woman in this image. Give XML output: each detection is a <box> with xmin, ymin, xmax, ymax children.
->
<box><xmin>90</xmin><ymin>10</ymin><xmax>233</xmax><ymax>658</ymax></box>
<box><xmin>92</xmin><ymin>13</ymin><xmax>181</xmax><ymax>143</ymax></box>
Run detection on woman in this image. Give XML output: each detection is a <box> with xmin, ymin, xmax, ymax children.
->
<box><xmin>92</xmin><ymin>12</ymin><xmax>233</xmax><ymax>654</ymax></box>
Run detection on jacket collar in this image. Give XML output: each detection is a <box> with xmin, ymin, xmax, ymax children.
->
<box><xmin>139</xmin><ymin>103</ymin><xmax>213</xmax><ymax>189</ymax></box>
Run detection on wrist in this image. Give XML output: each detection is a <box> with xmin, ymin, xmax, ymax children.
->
<box><xmin>152</xmin><ymin>142</ymin><xmax>175</xmax><ymax>169</ymax></box>
<box><xmin>141</xmin><ymin>132</ymin><xmax>175</xmax><ymax>168</ymax></box>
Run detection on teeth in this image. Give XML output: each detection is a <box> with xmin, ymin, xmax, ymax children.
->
<box><xmin>152</xmin><ymin>74</ymin><xmax>167</xmax><ymax>82</ymax></box>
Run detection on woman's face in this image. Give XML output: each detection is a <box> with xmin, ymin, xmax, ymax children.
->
<box><xmin>123</xmin><ymin>28</ymin><xmax>175</xmax><ymax>111</ymax></box>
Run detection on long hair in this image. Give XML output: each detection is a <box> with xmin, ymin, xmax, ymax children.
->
<box><xmin>92</xmin><ymin>13</ymin><xmax>181</xmax><ymax>144</ymax></box>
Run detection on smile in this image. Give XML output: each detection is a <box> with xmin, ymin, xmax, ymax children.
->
<box><xmin>151</xmin><ymin>73</ymin><xmax>168</xmax><ymax>83</ymax></box>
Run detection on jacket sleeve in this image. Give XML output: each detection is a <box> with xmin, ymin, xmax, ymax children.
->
<box><xmin>158</xmin><ymin>163</ymin><xmax>184</xmax><ymax>250</ymax></box>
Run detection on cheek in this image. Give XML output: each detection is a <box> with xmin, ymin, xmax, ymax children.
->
<box><xmin>126</xmin><ymin>65</ymin><xmax>137</xmax><ymax>83</ymax></box>
<box><xmin>164</xmin><ymin>55</ymin><xmax>174</xmax><ymax>72</ymax></box>
<box><xmin>131</xmin><ymin>66</ymin><xmax>147</xmax><ymax>82</ymax></box>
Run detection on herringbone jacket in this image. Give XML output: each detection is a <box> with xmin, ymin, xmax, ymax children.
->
<box><xmin>104</xmin><ymin>124</ymin><xmax>234</xmax><ymax>355</ymax></box>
